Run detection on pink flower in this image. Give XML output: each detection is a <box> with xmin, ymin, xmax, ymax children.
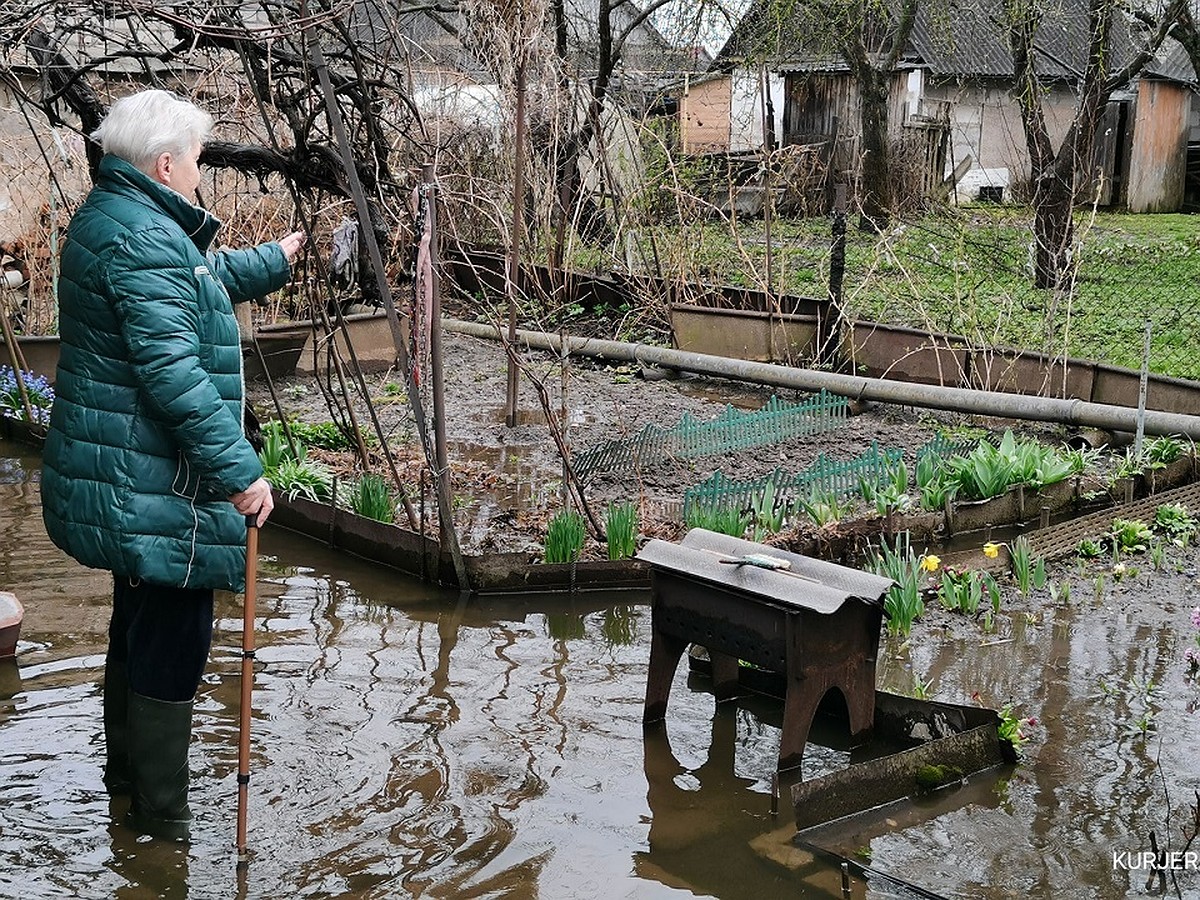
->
<box><xmin>1191</xmin><ymin>606</ymin><xmax>1200</xmax><ymax>629</ymax></box>
<box><xmin>1026</xmin><ymin>717</ymin><xmax>1039</xmax><ymax>726</ymax></box>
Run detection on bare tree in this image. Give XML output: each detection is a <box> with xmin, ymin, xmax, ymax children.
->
<box><xmin>1003</xmin><ymin>0</ymin><xmax>1186</xmax><ymax>290</ymax></box>
<box><xmin>535</xmin><ymin>0</ymin><xmax>730</xmax><ymax>255</ymax></box>
<box><xmin>1</xmin><ymin>3</ymin><xmax>423</xmax><ymax>217</ymax></box>
<box><xmin>716</xmin><ymin>0</ymin><xmax>921</xmax><ymax>231</ymax></box>
<box><xmin>1166</xmin><ymin>0</ymin><xmax>1200</xmax><ymax>75</ymax></box>
<box><xmin>833</xmin><ymin>0</ymin><xmax>920</xmax><ymax>231</ymax></box>
<box><xmin>0</xmin><ymin>0</ymin><xmax>487</xmax><ymax>559</ymax></box>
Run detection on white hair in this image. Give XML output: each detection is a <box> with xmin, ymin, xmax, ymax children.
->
<box><xmin>90</xmin><ymin>90</ymin><xmax>214</xmax><ymax>175</ymax></box>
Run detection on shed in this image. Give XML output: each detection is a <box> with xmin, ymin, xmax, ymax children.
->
<box><xmin>704</xmin><ymin>0</ymin><xmax>1196</xmax><ymax>211</ymax></box>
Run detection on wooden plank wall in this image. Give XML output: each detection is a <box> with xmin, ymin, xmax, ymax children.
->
<box><xmin>1126</xmin><ymin>80</ymin><xmax>1190</xmax><ymax>213</ymax></box>
<box><xmin>680</xmin><ymin>76</ymin><xmax>732</xmax><ymax>154</ymax></box>
<box><xmin>781</xmin><ymin>71</ymin><xmax>910</xmax><ymax>179</ymax></box>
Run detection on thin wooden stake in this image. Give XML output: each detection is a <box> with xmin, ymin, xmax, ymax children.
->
<box><xmin>236</xmin><ymin>518</ymin><xmax>258</xmax><ymax>863</ymax></box>
<box><xmin>229</xmin><ymin>35</ymin><xmax>418</xmax><ymax>530</ymax></box>
<box><xmin>0</xmin><ymin>292</ymin><xmax>37</xmax><ymax>425</ymax></box>
<box><xmin>423</xmin><ymin>164</ymin><xmax>468</xmax><ymax>584</ymax></box>
<box><xmin>303</xmin><ymin>8</ymin><xmax>468</xmax><ymax>589</ymax></box>
<box><xmin>504</xmin><ymin>60</ymin><xmax>528</xmax><ymax>428</ymax></box>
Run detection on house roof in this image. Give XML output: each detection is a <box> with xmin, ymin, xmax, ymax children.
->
<box><xmin>345</xmin><ymin>0</ymin><xmax>700</xmax><ymax>80</ymax></box>
<box><xmin>715</xmin><ymin>0</ymin><xmax>1196</xmax><ymax>85</ymax></box>
<box><xmin>344</xmin><ymin>0</ymin><xmax>491</xmax><ymax>80</ymax></box>
<box><xmin>909</xmin><ymin>0</ymin><xmax>1195</xmax><ymax>82</ymax></box>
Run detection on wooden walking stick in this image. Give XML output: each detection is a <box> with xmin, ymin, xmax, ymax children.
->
<box><xmin>236</xmin><ymin>515</ymin><xmax>258</xmax><ymax>862</ymax></box>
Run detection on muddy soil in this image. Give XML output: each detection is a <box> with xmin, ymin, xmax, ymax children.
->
<box><xmin>247</xmin><ymin>330</ymin><xmax>1068</xmax><ymax>559</ymax></box>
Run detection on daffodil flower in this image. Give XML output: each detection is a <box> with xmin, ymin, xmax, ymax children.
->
<box><xmin>983</xmin><ymin>542</ymin><xmax>1001</xmax><ymax>559</ymax></box>
<box><xmin>920</xmin><ymin>554</ymin><xmax>940</xmax><ymax>573</ymax></box>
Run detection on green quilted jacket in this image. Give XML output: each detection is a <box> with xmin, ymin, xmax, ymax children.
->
<box><xmin>41</xmin><ymin>155</ymin><xmax>291</xmax><ymax>591</ymax></box>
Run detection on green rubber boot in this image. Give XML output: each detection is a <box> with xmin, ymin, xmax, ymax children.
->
<box><xmin>102</xmin><ymin>660</ymin><xmax>131</xmax><ymax>794</ymax></box>
<box><xmin>127</xmin><ymin>692</ymin><xmax>193</xmax><ymax>841</ymax></box>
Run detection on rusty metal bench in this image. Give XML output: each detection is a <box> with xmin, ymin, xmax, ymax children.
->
<box><xmin>636</xmin><ymin>529</ymin><xmax>892</xmax><ymax>772</ymax></box>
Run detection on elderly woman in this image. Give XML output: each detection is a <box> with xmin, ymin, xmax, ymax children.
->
<box><xmin>41</xmin><ymin>90</ymin><xmax>304</xmax><ymax>841</ymax></box>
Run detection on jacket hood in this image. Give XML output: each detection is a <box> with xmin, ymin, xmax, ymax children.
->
<box><xmin>95</xmin><ymin>154</ymin><xmax>222</xmax><ymax>252</ymax></box>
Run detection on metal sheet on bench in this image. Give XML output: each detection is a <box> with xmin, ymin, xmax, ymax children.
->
<box><xmin>678</xmin><ymin>529</ymin><xmax>894</xmax><ymax>600</ymax></box>
<box><xmin>637</xmin><ymin>533</ymin><xmax>890</xmax><ymax>615</ymax></box>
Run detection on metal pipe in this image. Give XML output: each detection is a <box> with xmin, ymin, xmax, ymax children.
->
<box><xmin>445</xmin><ymin>318</ymin><xmax>1200</xmax><ymax>440</ymax></box>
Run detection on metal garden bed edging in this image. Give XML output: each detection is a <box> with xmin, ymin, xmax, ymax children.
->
<box><xmin>685</xmin><ymin>653</ymin><xmax>1008</xmax><ymax>831</ymax></box>
<box><xmin>0</xmin><ymin>416</ymin><xmax>45</xmax><ymax>447</ymax></box>
<box><xmin>1027</xmin><ymin>479</ymin><xmax>1200</xmax><ymax>562</ymax></box>
<box><xmin>267</xmin><ymin>492</ymin><xmax>648</xmax><ymax>594</ymax></box>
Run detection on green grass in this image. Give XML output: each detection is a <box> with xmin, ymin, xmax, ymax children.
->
<box><xmin>566</xmin><ymin>207</ymin><xmax>1200</xmax><ymax>380</ymax></box>
<box><xmin>268</xmin><ymin>457</ymin><xmax>333</xmax><ymax>502</ymax></box>
<box><xmin>604</xmin><ymin>502</ymin><xmax>638</xmax><ymax>560</ymax></box>
<box><xmin>684</xmin><ymin>503</ymin><xmax>749</xmax><ymax>537</ymax></box>
<box><xmin>258</xmin><ymin>422</ymin><xmax>333</xmax><ymax>502</ymax></box>
<box><xmin>867</xmin><ymin>532</ymin><xmax>926</xmax><ymax>637</ymax></box>
<box><xmin>284</xmin><ymin>420</ymin><xmax>356</xmax><ymax>451</ymax></box>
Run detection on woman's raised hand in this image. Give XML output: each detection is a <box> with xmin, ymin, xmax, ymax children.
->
<box><xmin>277</xmin><ymin>231</ymin><xmax>306</xmax><ymax>262</ymax></box>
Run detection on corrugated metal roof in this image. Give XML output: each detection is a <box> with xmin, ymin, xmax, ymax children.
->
<box><xmin>344</xmin><ymin>0</ymin><xmax>693</xmax><ymax>80</ymax></box>
<box><xmin>910</xmin><ymin>0</ymin><xmax>1196</xmax><ymax>82</ymax></box>
<box><xmin>908</xmin><ymin>0</ymin><xmax>1014</xmax><ymax>77</ymax></box>
<box><xmin>346</xmin><ymin>0</ymin><xmax>491</xmax><ymax>79</ymax></box>
<box><xmin>716</xmin><ymin>0</ymin><xmax>1196</xmax><ymax>85</ymax></box>
<box><xmin>1144</xmin><ymin>37</ymin><xmax>1197</xmax><ymax>84</ymax></box>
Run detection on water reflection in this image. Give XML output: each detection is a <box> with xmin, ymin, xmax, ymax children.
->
<box><xmin>0</xmin><ymin>444</ymin><xmax>706</xmax><ymax>897</ymax></box>
<box><xmin>0</xmin><ymin>657</ymin><xmax>20</xmax><ymax>700</ymax></box>
<box><xmin>641</xmin><ymin>707</ymin><xmax>760</xmax><ymax>857</ymax></box>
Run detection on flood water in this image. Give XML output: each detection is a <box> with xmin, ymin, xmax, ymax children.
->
<box><xmin>2</xmin><ymin>436</ymin><xmax>1199</xmax><ymax>899</ymax></box>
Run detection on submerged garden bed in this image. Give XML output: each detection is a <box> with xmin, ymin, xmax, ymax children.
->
<box><xmin>231</xmin><ymin>331</ymin><xmax>1200</xmax><ymax>597</ymax></box>
<box><xmin>6</xmin><ymin>320</ymin><xmax>1200</xmax><ymax>599</ymax></box>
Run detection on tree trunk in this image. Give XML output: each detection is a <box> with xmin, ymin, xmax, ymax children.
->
<box><xmin>857</xmin><ymin>67</ymin><xmax>892</xmax><ymax>233</ymax></box>
<box><xmin>1031</xmin><ymin>164</ymin><xmax>1075</xmax><ymax>290</ymax></box>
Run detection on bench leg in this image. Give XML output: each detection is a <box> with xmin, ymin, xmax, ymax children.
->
<box><xmin>778</xmin><ymin>680</ymin><xmax>822</xmax><ymax>772</ymax></box>
<box><xmin>644</xmin><ymin>627</ymin><xmax>688</xmax><ymax>724</ymax></box>
<box><xmin>710</xmin><ymin>650</ymin><xmax>742</xmax><ymax>703</ymax></box>
<box><xmin>844</xmin><ymin>672</ymin><xmax>876</xmax><ymax>747</ymax></box>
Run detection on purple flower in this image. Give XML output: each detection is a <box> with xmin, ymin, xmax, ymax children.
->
<box><xmin>1192</xmin><ymin>606</ymin><xmax>1200</xmax><ymax>630</ymax></box>
<box><xmin>0</xmin><ymin>365</ymin><xmax>54</xmax><ymax>424</ymax></box>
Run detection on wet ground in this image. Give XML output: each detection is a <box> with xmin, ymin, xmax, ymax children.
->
<box><xmin>247</xmin><ymin>332</ymin><xmax>961</xmax><ymax>558</ymax></box>
<box><xmin>3</xmin><ymin>436</ymin><xmax>1200</xmax><ymax>899</ymax></box>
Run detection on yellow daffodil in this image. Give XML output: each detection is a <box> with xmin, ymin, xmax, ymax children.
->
<box><xmin>983</xmin><ymin>542</ymin><xmax>1001</xmax><ymax>559</ymax></box>
<box><xmin>920</xmin><ymin>554</ymin><xmax>940</xmax><ymax>573</ymax></box>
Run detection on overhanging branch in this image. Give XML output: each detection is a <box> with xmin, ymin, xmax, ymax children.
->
<box><xmin>200</xmin><ymin>141</ymin><xmax>351</xmax><ymax>195</ymax></box>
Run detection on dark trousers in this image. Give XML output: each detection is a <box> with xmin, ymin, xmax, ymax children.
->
<box><xmin>107</xmin><ymin>577</ymin><xmax>214</xmax><ymax>702</ymax></box>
